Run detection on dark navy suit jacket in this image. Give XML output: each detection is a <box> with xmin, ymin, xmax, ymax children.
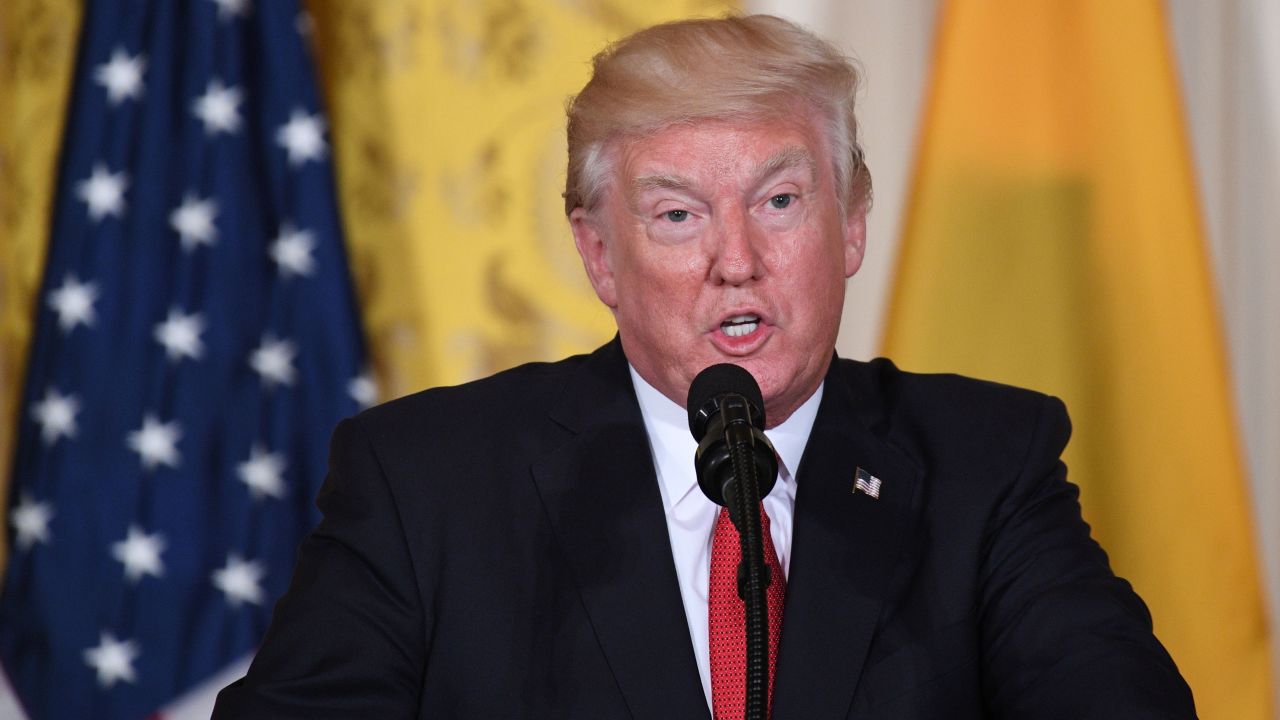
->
<box><xmin>213</xmin><ymin>339</ymin><xmax>1195</xmax><ymax>718</ymax></box>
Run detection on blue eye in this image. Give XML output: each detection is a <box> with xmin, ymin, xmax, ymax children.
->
<box><xmin>664</xmin><ymin>209</ymin><xmax>689</xmax><ymax>222</ymax></box>
<box><xmin>769</xmin><ymin>194</ymin><xmax>793</xmax><ymax>209</ymax></box>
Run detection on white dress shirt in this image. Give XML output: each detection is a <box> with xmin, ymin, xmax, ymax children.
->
<box><xmin>628</xmin><ymin>366</ymin><xmax>822</xmax><ymax>710</ymax></box>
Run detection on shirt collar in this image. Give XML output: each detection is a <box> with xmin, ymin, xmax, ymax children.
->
<box><xmin>629</xmin><ymin>365</ymin><xmax>822</xmax><ymax>512</ymax></box>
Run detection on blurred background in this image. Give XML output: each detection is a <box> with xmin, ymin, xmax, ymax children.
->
<box><xmin>0</xmin><ymin>0</ymin><xmax>1275</xmax><ymax>718</ymax></box>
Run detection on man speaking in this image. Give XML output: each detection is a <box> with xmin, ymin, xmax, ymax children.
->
<box><xmin>214</xmin><ymin>14</ymin><xmax>1195</xmax><ymax>719</ymax></box>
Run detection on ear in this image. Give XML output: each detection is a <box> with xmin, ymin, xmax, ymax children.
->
<box><xmin>570</xmin><ymin>207</ymin><xmax>618</xmax><ymax>308</ymax></box>
<box><xmin>843</xmin><ymin>208</ymin><xmax>867</xmax><ymax>278</ymax></box>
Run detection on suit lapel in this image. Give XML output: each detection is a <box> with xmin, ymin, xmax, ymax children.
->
<box><xmin>530</xmin><ymin>341</ymin><xmax>710</xmax><ymax>720</ymax></box>
<box><xmin>772</xmin><ymin>361</ymin><xmax>923</xmax><ymax>719</ymax></box>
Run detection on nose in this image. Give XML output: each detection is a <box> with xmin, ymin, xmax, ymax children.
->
<box><xmin>708</xmin><ymin>208</ymin><xmax>764</xmax><ymax>286</ymax></box>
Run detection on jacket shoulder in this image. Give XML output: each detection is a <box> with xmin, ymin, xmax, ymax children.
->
<box><xmin>833</xmin><ymin>356</ymin><xmax>1071</xmax><ymax>472</ymax></box>
<box><xmin>353</xmin><ymin>351</ymin><xmax>592</xmax><ymax>438</ymax></box>
<box><xmin>840</xmin><ymin>356</ymin><xmax>1064</xmax><ymax>416</ymax></box>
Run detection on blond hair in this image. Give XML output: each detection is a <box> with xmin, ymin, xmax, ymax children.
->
<box><xmin>564</xmin><ymin>14</ymin><xmax>871</xmax><ymax>216</ymax></box>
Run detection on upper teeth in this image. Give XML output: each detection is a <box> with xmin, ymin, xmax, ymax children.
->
<box><xmin>722</xmin><ymin>315</ymin><xmax>759</xmax><ymax>337</ymax></box>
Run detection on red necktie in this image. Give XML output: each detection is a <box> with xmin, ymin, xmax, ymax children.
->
<box><xmin>709</xmin><ymin>504</ymin><xmax>786</xmax><ymax>719</ymax></box>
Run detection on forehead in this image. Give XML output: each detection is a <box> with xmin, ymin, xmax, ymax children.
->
<box><xmin>614</xmin><ymin>114</ymin><xmax>830</xmax><ymax>191</ymax></box>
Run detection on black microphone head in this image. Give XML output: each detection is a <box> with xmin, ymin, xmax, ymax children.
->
<box><xmin>687</xmin><ymin>363</ymin><xmax>766</xmax><ymax>440</ymax></box>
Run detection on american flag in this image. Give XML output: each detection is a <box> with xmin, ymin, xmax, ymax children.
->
<box><xmin>853</xmin><ymin>467</ymin><xmax>881</xmax><ymax>499</ymax></box>
<box><xmin>0</xmin><ymin>1</ymin><xmax>369</xmax><ymax>717</ymax></box>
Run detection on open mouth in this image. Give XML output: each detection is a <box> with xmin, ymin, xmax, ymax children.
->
<box><xmin>720</xmin><ymin>314</ymin><xmax>760</xmax><ymax>337</ymax></box>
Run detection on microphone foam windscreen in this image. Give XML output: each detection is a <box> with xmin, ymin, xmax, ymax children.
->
<box><xmin>686</xmin><ymin>363</ymin><xmax>765</xmax><ymax>439</ymax></box>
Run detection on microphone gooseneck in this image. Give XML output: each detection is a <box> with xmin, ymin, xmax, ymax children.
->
<box><xmin>687</xmin><ymin>363</ymin><xmax>777</xmax><ymax>720</ymax></box>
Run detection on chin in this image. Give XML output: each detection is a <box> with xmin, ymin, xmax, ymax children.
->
<box><xmin>742</xmin><ymin>364</ymin><xmax>788</xmax><ymax>406</ymax></box>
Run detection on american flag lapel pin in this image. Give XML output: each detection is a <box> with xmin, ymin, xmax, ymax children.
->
<box><xmin>853</xmin><ymin>467</ymin><xmax>882</xmax><ymax>499</ymax></box>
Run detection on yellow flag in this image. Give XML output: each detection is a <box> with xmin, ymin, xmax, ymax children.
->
<box><xmin>884</xmin><ymin>2</ymin><xmax>1273</xmax><ymax>716</ymax></box>
<box><xmin>306</xmin><ymin>0</ymin><xmax>736</xmax><ymax>397</ymax></box>
<box><xmin>0</xmin><ymin>0</ymin><xmax>83</xmax><ymax>574</ymax></box>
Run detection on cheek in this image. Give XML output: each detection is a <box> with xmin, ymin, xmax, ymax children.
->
<box><xmin>614</xmin><ymin>257</ymin><xmax>686</xmax><ymax>313</ymax></box>
<box><xmin>622</xmin><ymin>245</ymin><xmax>707</xmax><ymax>299</ymax></box>
<box><xmin>774</xmin><ymin>237</ymin><xmax>848</xmax><ymax>325</ymax></box>
<box><xmin>773</xmin><ymin>231</ymin><xmax>844</xmax><ymax>284</ymax></box>
<box><xmin>614</xmin><ymin>257</ymin><xmax>703</xmax><ymax>332</ymax></box>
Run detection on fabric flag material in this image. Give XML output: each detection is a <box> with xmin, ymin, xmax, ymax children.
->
<box><xmin>303</xmin><ymin>0</ymin><xmax>735</xmax><ymax>398</ymax></box>
<box><xmin>0</xmin><ymin>0</ymin><xmax>83</xmax><ymax>572</ymax></box>
<box><xmin>884</xmin><ymin>2</ymin><xmax>1274</xmax><ymax>718</ymax></box>
<box><xmin>0</xmin><ymin>1</ymin><xmax>370</xmax><ymax>718</ymax></box>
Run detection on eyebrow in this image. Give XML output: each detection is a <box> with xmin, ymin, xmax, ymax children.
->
<box><xmin>755</xmin><ymin>146</ymin><xmax>817</xmax><ymax>186</ymax></box>
<box><xmin>631</xmin><ymin>174</ymin><xmax>692</xmax><ymax>193</ymax></box>
<box><xmin>629</xmin><ymin>145</ymin><xmax>818</xmax><ymax>196</ymax></box>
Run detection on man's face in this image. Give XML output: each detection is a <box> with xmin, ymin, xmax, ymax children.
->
<box><xmin>571</xmin><ymin>111</ymin><xmax>866</xmax><ymax>427</ymax></box>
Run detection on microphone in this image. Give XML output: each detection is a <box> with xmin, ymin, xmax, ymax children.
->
<box><xmin>687</xmin><ymin>363</ymin><xmax>778</xmax><ymax>516</ymax></box>
<box><xmin>687</xmin><ymin>363</ymin><xmax>777</xmax><ymax>720</ymax></box>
